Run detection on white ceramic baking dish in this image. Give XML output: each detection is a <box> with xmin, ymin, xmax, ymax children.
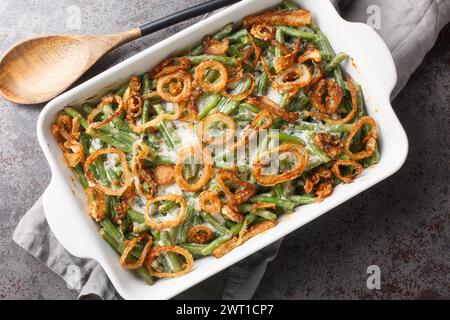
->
<box><xmin>37</xmin><ymin>0</ymin><xmax>408</xmax><ymax>300</ymax></box>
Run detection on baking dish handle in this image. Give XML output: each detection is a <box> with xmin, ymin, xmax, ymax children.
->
<box><xmin>344</xmin><ymin>21</ymin><xmax>398</xmax><ymax>99</ymax></box>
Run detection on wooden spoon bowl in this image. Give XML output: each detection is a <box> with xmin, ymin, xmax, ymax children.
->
<box><xmin>0</xmin><ymin>31</ymin><xmax>140</xmax><ymax>104</ymax></box>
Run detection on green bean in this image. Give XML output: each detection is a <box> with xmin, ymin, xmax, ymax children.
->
<box><xmin>64</xmin><ymin>107</ymin><xmax>88</xmax><ymax>128</ymax></box>
<box><xmin>323</xmin><ymin>52</ymin><xmax>349</xmax><ymax>74</ymax></box>
<box><xmin>290</xmin><ymin>195</ymin><xmax>316</xmax><ymax>206</ymax></box>
<box><xmin>240</xmin><ymin>102</ymin><xmax>261</xmax><ymax>114</ymax></box>
<box><xmin>141</xmin><ymin>73</ymin><xmax>152</xmax><ymax>125</ymax></box>
<box><xmin>256</xmin><ymin>72</ymin><xmax>269</xmax><ymax>96</ymax></box>
<box><xmin>100</xmin><ymin>229</ymin><xmax>153</xmax><ymax>285</ymax></box>
<box><xmin>187</xmin><ymin>55</ymin><xmax>238</xmax><ymax>67</ymax></box>
<box><xmin>250</xmin><ymin>195</ymin><xmax>295</xmax><ymax>211</ymax></box>
<box><xmin>198</xmin><ymin>93</ymin><xmax>221</xmax><ymax>120</ymax></box>
<box><xmin>228</xmin><ymin>29</ymin><xmax>248</xmax><ymax>43</ymax></box>
<box><xmin>74</xmin><ymin>164</ymin><xmax>89</xmax><ymax>189</ymax></box>
<box><xmin>270</xmin><ymin>131</ymin><xmax>331</xmax><ymax>163</ymax></box>
<box><xmin>255</xmin><ymin>210</ymin><xmax>277</xmax><ymax>221</ymax></box>
<box><xmin>296</xmin><ymin>122</ymin><xmax>352</xmax><ymax>133</ymax></box>
<box><xmin>127</xmin><ymin>208</ymin><xmax>145</xmax><ymax>224</ymax></box>
<box><xmin>199</xmin><ymin>211</ymin><xmax>231</xmax><ymax>235</ymax></box>
<box><xmin>315</xmin><ymin>31</ymin><xmax>334</xmax><ymax>61</ymax></box>
<box><xmin>158</xmin><ymin>200</ymin><xmax>177</xmax><ymax>213</ymax></box>
<box><xmin>100</xmin><ymin>219</ymin><xmax>125</xmax><ymax>250</ymax></box>
<box><xmin>116</xmin><ymin>82</ymin><xmax>129</xmax><ymax>97</ymax></box>
<box><xmin>160</xmin><ymin>231</ymin><xmax>183</xmax><ymax>272</ymax></box>
<box><xmin>153</xmin><ymin>104</ymin><xmax>179</xmax><ymax>150</ymax></box>
<box><xmin>85</xmin><ymin>128</ymin><xmax>132</xmax><ymax>153</ymax></box>
<box><xmin>283</xmin><ymin>0</ymin><xmax>299</xmax><ymax>10</ymax></box>
<box><xmin>276</xmin><ymin>26</ymin><xmax>319</xmax><ymax>40</ymax></box>
<box><xmin>179</xmin><ymin>199</ymin><xmax>197</xmax><ymax>243</ymax></box>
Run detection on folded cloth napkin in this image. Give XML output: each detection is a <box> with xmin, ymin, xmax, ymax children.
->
<box><xmin>13</xmin><ymin>0</ymin><xmax>450</xmax><ymax>300</ymax></box>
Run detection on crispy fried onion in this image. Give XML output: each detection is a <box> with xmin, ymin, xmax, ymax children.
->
<box><xmin>125</xmin><ymin>76</ymin><xmax>143</xmax><ymax>121</ymax></box>
<box><xmin>216</xmin><ymin>170</ymin><xmax>256</xmax><ymax>205</ymax></box>
<box><xmin>243</xmin><ymin>9</ymin><xmax>312</xmax><ymax>27</ymax></box>
<box><xmin>87</xmin><ymin>95</ymin><xmax>124</xmax><ymax>129</ymax></box>
<box><xmin>222</xmin><ymin>73</ymin><xmax>255</xmax><ymax>101</ymax></box>
<box><xmin>84</xmin><ymin>187</ymin><xmax>106</xmax><ymax>222</ymax></box>
<box><xmin>120</xmin><ymin>234</ymin><xmax>152</xmax><ymax>270</ymax></box>
<box><xmin>131</xmin><ymin>102</ymin><xmax>183</xmax><ymax>133</ymax></box>
<box><xmin>305</xmin><ymin>74</ymin><xmax>358</xmax><ymax>124</ymax></box>
<box><xmin>253</xmin><ymin>143</ymin><xmax>308</xmax><ymax>186</ymax></box>
<box><xmin>248</xmin><ymin>202</ymin><xmax>277</xmax><ymax>213</ymax></box>
<box><xmin>62</xmin><ymin>140</ymin><xmax>85</xmax><ymax>167</ymax></box>
<box><xmin>202</xmin><ymin>35</ymin><xmax>230</xmax><ymax>56</ymax></box>
<box><xmin>298</xmin><ymin>46</ymin><xmax>322</xmax><ymax>64</ymax></box>
<box><xmin>250</xmin><ymin>24</ymin><xmax>275</xmax><ymax>41</ymax></box>
<box><xmin>131</xmin><ymin>141</ymin><xmax>157</xmax><ymax>199</ymax></box>
<box><xmin>154</xmin><ymin>165</ymin><xmax>175</xmax><ymax>186</ymax></box>
<box><xmin>310</xmin><ymin>79</ymin><xmax>343</xmax><ymax>115</ymax></box>
<box><xmin>53</xmin><ymin>114</ymin><xmax>81</xmax><ymax>142</ymax></box>
<box><xmin>199</xmin><ymin>190</ymin><xmax>222</xmax><ymax>214</ymax></box>
<box><xmin>145</xmin><ymin>194</ymin><xmax>186</xmax><ymax>230</ymax></box>
<box><xmin>194</xmin><ymin>60</ymin><xmax>228</xmax><ymax>93</ymax></box>
<box><xmin>175</xmin><ymin>146</ymin><xmax>213</xmax><ymax>192</ymax></box>
<box><xmin>157</xmin><ymin>70</ymin><xmax>192</xmax><ymax>103</ymax></box>
<box><xmin>332</xmin><ymin>160</ymin><xmax>363</xmax><ymax>184</ymax></box>
<box><xmin>304</xmin><ymin>167</ymin><xmax>333</xmax><ymax>201</ymax></box>
<box><xmin>273</xmin><ymin>63</ymin><xmax>312</xmax><ymax>92</ymax></box>
<box><xmin>145</xmin><ymin>245</ymin><xmax>193</xmax><ymax>278</ymax></box>
<box><xmin>197</xmin><ymin>112</ymin><xmax>236</xmax><ymax>145</ymax></box>
<box><xmin>181</xmin><ymin>91</ymin><xmax>201</xmax><ymax>122</ymax></box>
<box><xmin>84</xmin><ymin>148</ymin><xmax>132</xmax><ymax>196</ymax></box>
<box><xmin>314</xmin><ymin>133</ymin><xmax>343</xmax><ymax>159</ymax></box>
<box><xmin>274</xmin><ymin>38</ymin><xmax>302</xmax><ymax>74</ymax></box>
<box><xmin>151</xmin><ymin>57</ymin><xmax>191</xmax><ymax>79</ymax></box>
<box><xmin>188</xmin><ymin>225</ymin><xmax>214</xmax><ymax>244</ymax></box>
<box><xmin>229</xmin><ymin>110</ymin><xmax>274</xmax><ymax>152</ymax></box>
<box><xmin>213</xmin><ymin>220</ymin><xmax>276</xmax><ymax>258</ymax></box>
<box><xmin>113</xmin><ymin>186</ymin><xmax>136</xmax><ymax>223</ymax></box>
<box><xmin>344</xmin><ymin>116</ymin><xmax>378</xmax><ymax>160</ymax></box>
<box><xmin>246</xmin><ymin>96</ymin><xmax>299</xmax><ymax>122</ymax></box>
<box><xmin>221</xmin><ymin>204</ymin><xmax>245</xmax><ymax>223</ymax></box>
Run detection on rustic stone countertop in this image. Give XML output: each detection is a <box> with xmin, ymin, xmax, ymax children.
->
<box><xmin>0</xmin><ymin>0</ymin><xmax>448</xmax><ymax>299</ymax></box>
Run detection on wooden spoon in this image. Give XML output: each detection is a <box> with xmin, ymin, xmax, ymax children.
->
<box><xmin>0</xmin><ymin>0</ymin><xmax>240</xmax><ymax>105</ymax></box>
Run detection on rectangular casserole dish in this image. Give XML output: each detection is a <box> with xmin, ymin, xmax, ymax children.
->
<box><xmin>37</xmin><ymin>0</ymin><xmax>408</xmax><ymax>300</ymax></box>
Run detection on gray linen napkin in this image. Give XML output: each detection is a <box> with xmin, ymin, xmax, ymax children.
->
<box><xmin>13</xmin><ymin>0</ymin><xmax>450</xmax><ymax>300</ymax></box>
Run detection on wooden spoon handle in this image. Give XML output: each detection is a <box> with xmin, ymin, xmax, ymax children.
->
<box><xmin>139</xmin><ymin>0</ymin><xmax>241</xmax><ymax>37</ymax></box>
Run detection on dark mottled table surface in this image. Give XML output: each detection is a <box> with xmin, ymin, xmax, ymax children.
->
<box><xmin>0</xmin><ymin>0</ymin><xmax>448</xmax><ymax>299</ymax></box>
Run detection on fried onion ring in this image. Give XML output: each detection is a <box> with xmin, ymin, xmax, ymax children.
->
<box><xmin>154</xmin><ymin>165</ymin><xmax>175</xmax><ymax>186</ymax></box>
<box><xmin>63</xmin><ymin>140</ymin><xmax>85</xmax><ymax>167</ymax></box>
<box><xmin>120</xmin><ymin>235</ymin><xmax>152</xmax><ymax>270</ymax></box>
<box><xmin>145</xmin><ymin>195</ymin><xmax>186</xmax><ymax>230</ymax></box>
<box><xmin>216</xmin><ymin>170</ymin><xmax>256</xmax><ymax>205</ymax></box>
<box><xmin>131</xmin><ymin>103</ymin><xmax>183</xmax><ymax>133</ymax></box>
<box><xmin>175</xmin><ymin>146</ymin><xmax>213</xmax><ymax>192</ymax></box>
<box><xmin>298</xmin><ymin>47</ymin><xmax>322</xmax><ymax>64</ymax></box>
<box><xmin>221</xmin><ymin>204</ymin><xmax>245</xmax><ymax>223</ymax></box>
<box><xmin>305</xmin><ymin>74</ymin><xmax>358</xmax><ymax>124</ymax></box>
<box><xmin>304</xmin><ymin>167</ymin><xmax>333</xmax><ymax>201</ymax></box>
<box><xmin>243</xmin><ymin>9</ymin><xmax>312</xmax><ymax>27</ymax></box>
<box><xmin>197</xmin><ymin>112</ymin><xmax>236</xmax><ymax>145</ymax></box>
<box><xmin>202</xmin><ymin>36</ymin><xmax>230</xmax><ymax>56</ymax></box>
<box><xmin>157</xmin><ymin>71</ymin><xmax>192</xmax><ymax>103</ymax></box>
<box><xmin>213</xmin><ymin>220</ymin><xmax>276</xmax><ymax>258</ymax></box>
<box><xmin>245</xmin><ymin>96</ymin><xmax>299</xmax><ymax>122</ymax></box>
<box><xmin>145</xmin><ymin>246</ymin><xmax>193</xmax><ymax>278</ymax></box>
<box><xmin>252</xmin><ymin>143</ymin><xmax>308</xmax><ymax>186</ymax></box>
<box><xmin>274</xmin><ymin>38</ymin><xmax>302</xmax><ymax>74</ymax></box>
<box><xmin>310</xmin><ymin>79</ymin><xmax>343</xmax><ymax>115</ymax></box>
<box><xmin>131</xmin><ymin>140</ymin><xmax>157</xmax><ymax>199</ymax></box>
<box><xmin>344</xmin><ymin>116</ymin><xmax>378</xmax><ymax>160</ymax></box>
<box><xmin>87</xmin><ymin>95</ymin><xmax>124</xmax><ymax>129</ymax></box>
<box><xmin>194</xmin><ymin>60</ymin><xmax>228</xmax><ymax>93</ymax></box>
<box><xmin>84</xmin><ymin>148</ymin><xmax>132</xmax><ymax>196</ymax></box>
<box><xmin>188</xmin><ymin>225</ymin><xmax>214</xmax><ymax>244</ymax></box>
<box><xmin>332</xmin><ymin>160</ymin><xmax>363</xmax><ymax>183</ymax></box>
<box><xmin>273</xmin><ymin>63</ymin><xmax>312</xmax><ymax>92</ymax></box>
<box><xmin>199</xmin><ymin>190</ymin><xmax>222</xmax><ymax>214</ymax></box>
<box><xmin>152</xmin><ymin>57</ymin><xmax>191</xmax><ymax>79</ymax></box>
<box><xmin>250</xmin><ymin>24</ymin><xmax>275</xmax><ymax>41</ymax></box>
<box><xmin>222</xmin><ymin>73</ymin><xmax>255</xmax><ymax>101</ymax></box>
<box><xmin>85</xmin><ymin>187</ymin><xmax>106</xmax><ymax>222</ymax></box>
<box><xmin>314</xmin><ymin>133</ymin><xmax>343</xmax><ymax>159</ymax></box>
